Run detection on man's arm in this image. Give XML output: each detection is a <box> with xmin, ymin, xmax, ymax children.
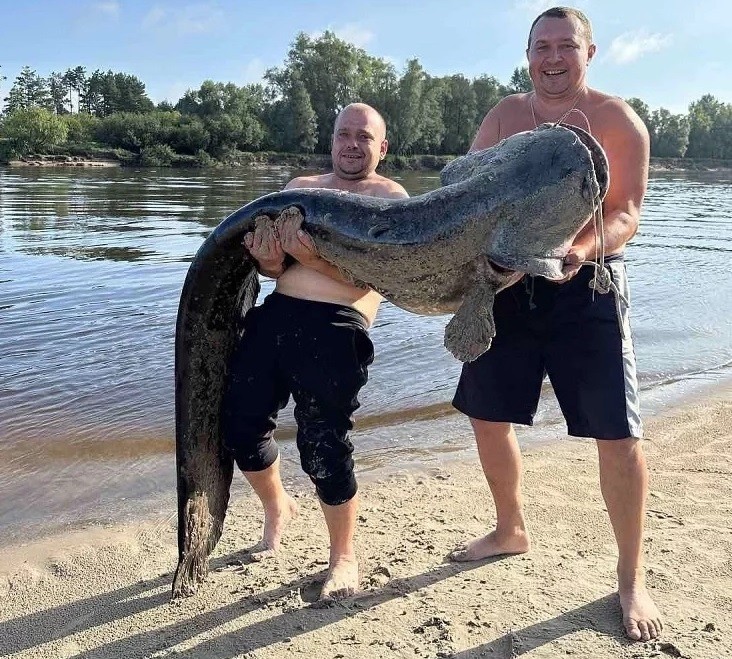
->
<box><xmin>242</xmin><ymin>175</ymin><xmax>330</xmax><ymax>278</ymax></box>
<box><xmin>470</xmin><ymin>98</ymin><xmax>513</xmax><ymax>152</ymax></box>
<box><xmin>278</xmin><ymin>178</ymin><xmax>409</xmax><ymax>283</ymax></box>
<box><xmin>561</xmin><ymin>99</ymin><xmax>649</xmax><ymax>277</ymax></box>
<box><xmin>244</xmin><ymin>216</ymin><xmax>286</xmax><ymax>278</ymax></box>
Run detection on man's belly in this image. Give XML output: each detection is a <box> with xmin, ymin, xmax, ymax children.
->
<box><xmin>274</xmin><ymin>263</ymin><xmax>382</xmax><ymax>325</ymax></box>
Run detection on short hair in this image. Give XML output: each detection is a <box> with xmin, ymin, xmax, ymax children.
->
<box><xmin>335</xmin><ymin>103</ymin><xmax>387</xmax><ymax>139</ymax></box>
<box><xmin>527</xmin><ymin>6</ymin><xmax>593</xmax><ymax>49</ymax></box>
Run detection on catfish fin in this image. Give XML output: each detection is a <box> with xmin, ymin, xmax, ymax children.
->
<box><xmin>443</xmin><ymin>259</ymin><xmax>500</xmax><ymax>362</ymax></box>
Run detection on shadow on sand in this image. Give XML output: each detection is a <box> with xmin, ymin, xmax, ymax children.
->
<box><xmin>1</xmin><ymin>552</ymin><xmax>633</xmax><ymax>659</ymax></box>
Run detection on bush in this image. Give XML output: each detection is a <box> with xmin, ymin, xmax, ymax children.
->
<box><xmin>1</xmin><ymin>107</ymin><xmax>69</xmax><ymax>154</ymax></box>
<box><xmin>61</xmin><ymin>113</ymin><xmax>102</xmax><ymax>143</ymax></box>
<box><xmin>139</xmin><ymin>143</ymin><xmax>176</xmax><ymax>166</ymax></box>
<box><xmin>194</xmin><ymin>148</ymin><xmax>215</xmax><ymax>167</ymax></box>
<box><xmin>95</xmin><ymin>111</ymin><xmax>179</xmax><ymax>152</ymax></box>
<box><xmin>0</xmin><ymin>138</ymin><xmax>19</xmax><ymax>162</ymax></box>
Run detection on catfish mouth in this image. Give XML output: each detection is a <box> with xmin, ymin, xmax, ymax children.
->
<box><xmin>487</xmin><ymin>259</ymin><xmax>516</xmax><ymax>275</ymax></box>
<box><xmin>488</xmin><ymin>253</ymin><xmax>566</xmax><ymax>280</ymax></box>
<box><xmin>557</xmin><ymin>122</ymin><xmax>610</xmax><ymax>201</ymax></box>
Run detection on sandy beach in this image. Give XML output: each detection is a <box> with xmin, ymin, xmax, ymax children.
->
<box><xmin>1</xmin><ymin>388</ymin><xmax>730</xmax><ymax>659</ymax></box>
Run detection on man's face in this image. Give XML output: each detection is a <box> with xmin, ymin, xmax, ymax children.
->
<box><xmin>526</xmin><ymin>16</ymin><xmax>595</xmax><ymax>99</ymax></box>
<box><xmin>331</xmin><ymin>108</ymin><xmax>388</xmax><ymax>180</ymax></box>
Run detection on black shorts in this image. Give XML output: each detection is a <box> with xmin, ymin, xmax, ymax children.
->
<box><xmin>221</xmin><ymin>292</ymin><xmax>374</xmax><ymax>505</ymax></box>
<box><xmin>452</xmin><ymin>257</ymin><xmax>642</xmax><ymax>440</ymax></box>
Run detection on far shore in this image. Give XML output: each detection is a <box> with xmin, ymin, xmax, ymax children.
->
<box><xmin>4</xmin><ymin>151</ymin><xmax>732</xmax><ymax>173</ymax></box>
<box><xmin>1</xmin><ymin>387</ymin><xmax>730</xmax><ymax>658</ymax></box>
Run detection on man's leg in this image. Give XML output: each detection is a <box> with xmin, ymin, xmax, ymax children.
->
<box><xmin>450</xmin><ymin>419</ymin><xmax>530</xmax><ymax>561</ymax></box>
<box><xmin>320</xmin><ymin>494</ymin><xmax>359</xmax><ymax>599</ymax></box>
<box><xmin>597</xmin><ymin>438</ymin><xmax>662</xmax><ymax>641</ymax></box>
<box><xmin>243</xmin><ymin>455</ymin><xmax>299</xmax><ymax>560</ymax></box>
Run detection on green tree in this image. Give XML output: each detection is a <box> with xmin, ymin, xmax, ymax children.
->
<box><xmin>413</xmin><ymin>76</ymin><xmax>446</xmax><ymax>154</ymax></box>
<box><xmin>391</xmin><ymin>59</ymin><xmax>425</xmax><ymax>155</ymax></box>
<box><xmin>49</xmin><ymin>71</ymin><xmax>69</xmax><ymax>114</ymax></box>
<box><xmin>509</xmin><ymin>66</ymin><xmax>533</xmax><ymax>93</ymax></box>
<box><xmin>285</xmin><ymin>75</ymin><xmax>317</xmax><ymax>152</ymax></box>
<box><xmin>4</xmin><ymin>66</ymin><xmax>53</xmax><ymax>113</ymax></box>
<box><xmin>709</xmin><ymin>103</ymin><xmax>732</xmax><ymax>159</ymax></box>
<box><xmin>267</xmin><ymin>31</ymin><xmax>367</xmax><ymax>152</ymax></box>
<box><xmin>626</xmin><ymin>97</ymin><xmax>651</xmax><ymax>132</ymax></box>
<box><xmin>649</xmin><ymin>108</ymin><xmax>690</xmax><ymax>157</ymax></box>
<box><xmin>440</xmin><ymin>74</ymin><xmax>477</xmax><ymax>154</ymax></box>
<box><xmin>63</xmin><ymin>66</ymin><xmax>87</xmax><ymax>113</ymax></box>
<box><xmin>2</xmin><ymin>106</ymin><xmax>68</xmax><ymax>153</ymax></box>
<box><xmin>80</xmin><ymin>70</ymin><xmax>153</xmax><ymax>116</ymax></box>
<box><xmin>169</xmin><ymin>115</ymin><xmax>210</xmax><ymax>154</ymax></box>
<box><xmin>61</xmin><ymin>112</ymin><xmax>101</xmax><ymax>143</ymax></box>
<box><xmin>686</xmin><ymin>95</ymin><xmax>732</xmax><ymax>159</ymax></box>
<box><xmin>176</xmin><ymin>80</ymin><xmax>266</xmax><ymax>152</ymax></box>
<box><xmin>95</xmin><ymin>110</ymin><xmax>178</xmax><ymax>152</ymax></box>
<box><xmin>473</xmin><ymin>75</ymin><xmax>508</xmax><ymax>125</ymax></box>
<box><xmin>0</xmin><ymin>65</ymin><xmax>6</xmax><ymax>107</ymax></box>
<box><xmin>356</xmin><ymin>56</ymin><xmax>398</xmax><ymax>130</ymax></box>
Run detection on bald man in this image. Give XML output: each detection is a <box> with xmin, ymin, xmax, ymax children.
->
<box><xmin>222</xmin><ymin>103</ymin><xmax>408</xmax><ymax>600</ymax></box>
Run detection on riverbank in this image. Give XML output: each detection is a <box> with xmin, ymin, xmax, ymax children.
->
<box><xmin>1</xmin><ymin>387</ymin><xmax>729</xmax><ymax>659</ymax></box>
<box><xmin>4</xmin><ymin>149</ymin><xmax>731</xmax><ymax>172</ymax></box>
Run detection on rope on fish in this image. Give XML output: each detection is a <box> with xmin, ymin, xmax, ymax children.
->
<box><xmin>543</xmin><ymin>116</ymin><xmax>628</xmax><ymax>338</ymax></box>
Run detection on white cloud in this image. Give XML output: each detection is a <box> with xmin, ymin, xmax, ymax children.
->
<box><xmin>142</xmin><ymin>3</ymin><xmax>225</xmax><ymax>37</ymax></box>
<box><xmin>309</xmin><ymin>23</ymin><xmax>375</xmax><ymax>48</ymax></box>
<box><xmin>605</xmin><ymin>29</ymin><xmax>672</xmax><ymax>65</ymax></box>
<box><xmin>92</xmin><ymin>1</ymin><xmax>119</xmax><ymax>17</ymax></box>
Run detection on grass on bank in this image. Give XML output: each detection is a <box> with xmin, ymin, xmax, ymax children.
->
<box><xmin>1</xmin><ymin>139</ymin><xmax>730</xmax><ymax>172</ymax></box>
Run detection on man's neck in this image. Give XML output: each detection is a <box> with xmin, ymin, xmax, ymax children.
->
<box><xmin>531</xmin><ymin>88</ymin><xmax>587</xmax><ymax>124</ymax></box>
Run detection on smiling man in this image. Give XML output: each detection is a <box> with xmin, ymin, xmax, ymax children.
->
<box><xmin>222</xmin><ymin>102</ymin><xmax>407</xmax><ymax>601</ymax></box>
<box><xmin>449</xmin><ymin>6</ymin><xmax>662</xmax><ymax>642</ymax></box>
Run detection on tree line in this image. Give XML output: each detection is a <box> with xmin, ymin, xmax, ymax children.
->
<box><xmin>0</xmin><ymin>32</ymin><xmax>730</xmax><ymax>165</ymax></box>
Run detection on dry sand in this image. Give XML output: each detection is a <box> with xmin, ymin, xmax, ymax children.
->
<box><xmin>1</xmin><ymin>390</ymin><xmax>730</xmax><ymax>659</ymax></box>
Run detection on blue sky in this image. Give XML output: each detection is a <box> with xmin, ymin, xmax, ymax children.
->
<box><xmin>1</xmin><ymin>0</ymin><xmax>729</xmax><ymax>115</ymax></box>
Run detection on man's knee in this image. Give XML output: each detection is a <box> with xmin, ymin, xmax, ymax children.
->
<box><xmin>470</xmin><ymin>418</ymin><xmax>514</xmax><ymax>443</ymax></box>
<box><xmin>596</xmin><ymin>436</ymin><xmax>646</xmax><ymax>468</ymax></box>
<box><xmin>303</xmin><ymin>451</ymin><xmax>357</xmax><ymax>506</ymax></box>
<box><xmin>226</xmin><ymin>435</ymin><xmax>279</xmax><ymax>473</ymax></box>
<box><xmin>298</xmin><ymin>429</ymin><xmax>357</xmax><ymax>506</ymax></box>
<box><xmin>312</xmin><ymin>470</ymin><xmax>358</xmax><ymax>506</ymax></box>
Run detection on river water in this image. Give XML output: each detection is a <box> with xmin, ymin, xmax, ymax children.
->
<box><xmin>1</xmin><ymin>165</ymin><xmax>731</xmax><ymax>544</ymax></box>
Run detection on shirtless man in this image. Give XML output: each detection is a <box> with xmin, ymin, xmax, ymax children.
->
<box><xmin>221</xmin><ymin>103</ymin><xmax>408</xmax><ymax>600</ymax></box>
<box><xmin>449</xmin><ymin>7</ymin><xmax>663</xmax><ymax>641</ymax></box>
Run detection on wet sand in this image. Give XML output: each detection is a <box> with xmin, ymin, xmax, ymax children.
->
<box><xmin>1</xmin><ymin>389</ymin><xmax>730</xmax><ymax>659</ymax></box>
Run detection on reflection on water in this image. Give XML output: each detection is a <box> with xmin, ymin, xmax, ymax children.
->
<box><xmin>1</xmin><ymin>166</ymin><xmax>731</xmax><ymax>543</ymax></box>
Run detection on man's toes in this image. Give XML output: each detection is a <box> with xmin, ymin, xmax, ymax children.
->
<box><xmin>322</xmin><ymin>585</ymin><xmax>354</xmax><ymax>600</ymax></box>
<box><xmin>448</xmin><ymin>548</ymin><xmax>469</xmax><ymax>562</ymax></box>
<box><xmin>649</xmin><ymin>619</ymin><xmax>662</xmax><ymax>639</ymax></box>
<box><xmin>624</xmin><ymin>618</ymin><xmax>642</xmax><ymax>641</ymax></box>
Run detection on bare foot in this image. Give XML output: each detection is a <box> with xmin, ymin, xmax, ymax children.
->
<box><xmin>247</xmin><ymin>495</ymin><xmax>298</xmax><ymax>561</ymax></box>
<box><xmin>320</xmin><ymin>555</ymin><xmax>359</xmax><ymax>600</ymax></box>
<box><xmin>620</xmin><ymin>582</ymin><xmax>663</xmax><ymax>641</ymax></box>
<box><xmin>449</xmin><ymin>528</ymin><xmax>530</xmax><ymax>562</ymax></box>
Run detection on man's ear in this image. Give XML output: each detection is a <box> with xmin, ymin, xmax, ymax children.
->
<box><xmin>380</xmin><ymin>139</ymin><xmax>388</xmax><ymax>159</ymax></box>
<box><xmin>587</xmin><ymin>43</ymin><xmax>596</xmax><ymax>63</ymax></box>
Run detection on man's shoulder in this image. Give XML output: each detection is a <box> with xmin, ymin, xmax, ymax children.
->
<box><xmin>285</xmin><ymin>174</ymin><xmax>333</xmax><ymax>190</ymax></box>
<box><xmin>589</xmin><ymin>89</ymin><xmax>649</xmax><ymax>138</ymax></box>
<box><xmin>368</xmin><ymin>174</ymin><xmax>409</xmax><ymax>199</ymax></box>
<box><xmin>285</xmin><ymin>172</ymin><xmax>408</xmax><ymax>199</ymax></box>
<box><xmin>488</xmin><ymin>93</ymin><xmax>528</xmax><ymax>117</ymax></box>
